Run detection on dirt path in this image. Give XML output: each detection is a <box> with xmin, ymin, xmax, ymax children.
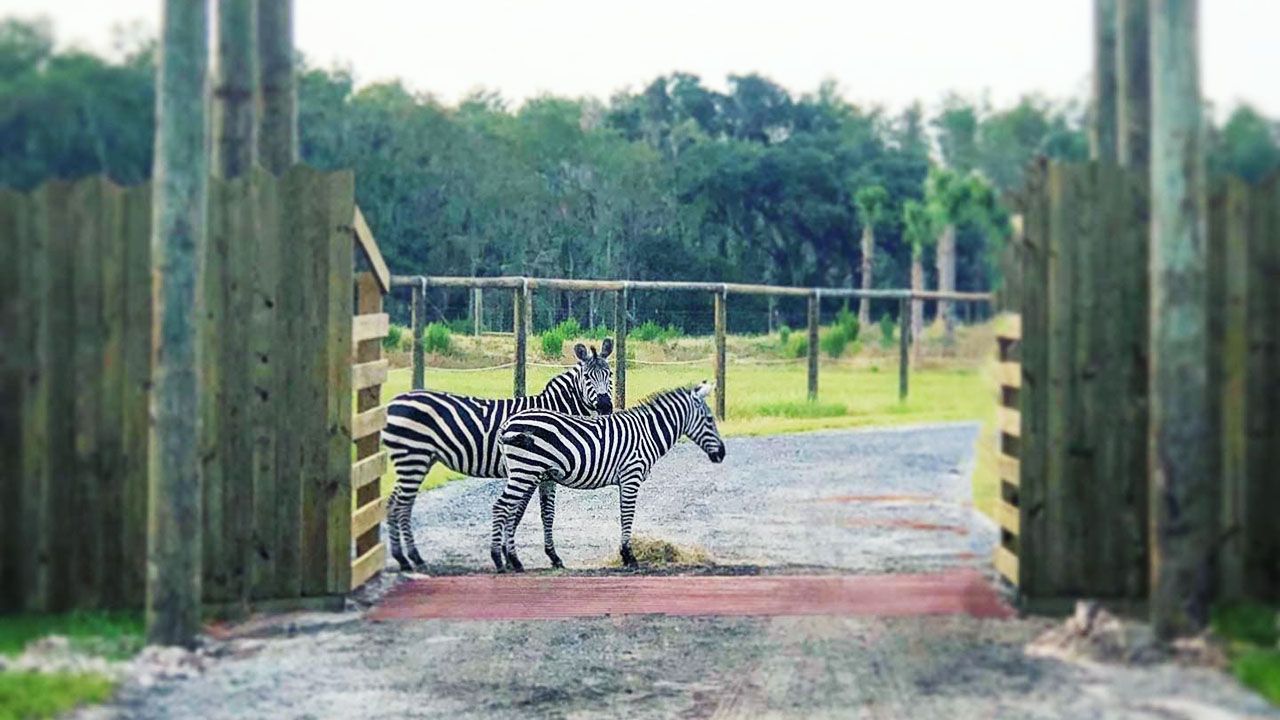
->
<box><xmin>95</xmin><ymin>425</ymin><xmax>1277</xmax><ymax>719</ymax></box>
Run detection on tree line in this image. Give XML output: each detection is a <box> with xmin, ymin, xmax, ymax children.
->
<box><xmin>3</xmin><ymin>17</ymin><xmax>1278</xmax><ymax>330</ymax></box>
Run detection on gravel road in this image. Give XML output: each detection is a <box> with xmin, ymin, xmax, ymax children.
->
<box><xmin>93</xmin><ymin>424</ymin><xmax>1277</xmax><ymax>720</ymax></box>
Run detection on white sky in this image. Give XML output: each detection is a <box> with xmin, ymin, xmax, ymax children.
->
<box><xmin>3</xmin><ymin>0</ymin><xmax>1277</xmax><ymax>118</ymax></box>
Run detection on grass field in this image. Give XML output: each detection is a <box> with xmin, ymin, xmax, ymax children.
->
<box><xmin>377</xmin><ymin>359</ymin><xmax>995</xmax><ymax>510</ymax></box>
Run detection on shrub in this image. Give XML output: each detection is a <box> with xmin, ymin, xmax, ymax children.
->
<box><xmin>420</xmin><ymin>322</ymin><xmax>452</xmax><ymax>355</ymax></box>
<box><xmin>835</xmin><ymin>305</ymin><xmax>860</xmax><ymax>343</ymax></box>
<box><xmin>786</xmin><ymin>334</ymin><xmax>808</xmax><ymax>358</ymax></box>
<box><xmin>581</xmin><ymin>324</ymin><xmax>612</xmax><ymax>341</ymax></box>
<box><xmin>446</xmin><ymin>318</ymin><xmax>470</xmax><ymax>335</ymax></box>
<box><xmin>552</xmin><ymin>317</ymin><xmax>583</xmax><ymax>339</ymax></box>
<box><xmin>879</xmin><ymin>313</ymin><xmax>896</xmax><ymax>348</ymax></box>
<box><xmin>779</xmin><ymin>325</ymin><xmax>792</xmax><ymax>347</ymax></box>
<box><xmin>820</xmin><ymin>326</ymin><xmax>848</xmax><ymax>358</ymax></box>
<box><xmin>629</xmin><ymin>320</ymin><xmax>683</xmax><ymax>342</ymax></box>
<box><xmin>383</xmin><ymin>323</ymin><xmax>405</xmax><ymax>351</ymax></box>
<box><xmin>540</xmin><ymin>329</ymin><xmax>565</xmax><ymax>358</ymax></box>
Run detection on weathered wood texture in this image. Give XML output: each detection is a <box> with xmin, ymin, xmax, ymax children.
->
<box><xmin>807</xmin><ymin>293</ymin><xmax>819</xmax><ymax>401</ymax></box>
<box><xmin>1017</xmin><ymin>161</ymin><xmax>1149</xmax><ymax>601</ymax></box>
<box><xmin>0</xmin><ymin>169</ymin><xmax>359</xmax><ymax>612</ymax></box>
<box><xmin>614</xmin><ymin>287</ymin><xmax>628</xmax><ymax>409</ymax></box>
<box><xmin>350</xmin><ymin>271</ymin><xmax>388</xmax><ymax>592</ymax></box>
<box><xmin>713</xmin><ymin>290</ymin><xmax>727</xmax><ymax>419</ymax></box>
<box><xmin>1091</xmin><ymin>0</ymin><xmax>1119</xmax><ymax>161</ymax></box>
<box><xmin>993</xmin><ymin>314</ymin><xmax>1022</xmax><ymax>588</ymax></box>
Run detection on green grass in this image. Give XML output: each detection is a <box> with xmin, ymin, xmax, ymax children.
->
<box><xmin>0</xmin><ymin>672</ymin><xmax>116</xmax><ymax>720</ymax></box>
<box><xmin>1213</xmin><ymin>602</ymin><xmax>1280</xmax><ymax>706</ymax></box>
<box><xmin>378</xmin><ymin>362</ymin><xmax>989</xmax><ymax>496</ymax></box>
<box><xmin>0</xmin><ymin>612</ymin><xmax>142</xmax><ymax>660</ymax></box>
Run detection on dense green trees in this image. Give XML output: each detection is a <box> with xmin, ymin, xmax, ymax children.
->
<box><xmin>2</xmin><ymin>17</ymin><xmax>1277</xmax><ymax>330</ymax></box>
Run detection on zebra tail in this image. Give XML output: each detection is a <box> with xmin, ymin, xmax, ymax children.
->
<box><xmin>500</xmin><ymin>430</ymin><xmax>538</xmax><ymax>451</ymax></box>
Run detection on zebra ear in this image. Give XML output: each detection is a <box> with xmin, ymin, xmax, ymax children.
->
<box><xmin>573</xmin><ymin>343</ymin><xmax>589</xmax><ymax>361</ymax></box>
<box><xmin>600</xmin><ymin>338</ymin><xmax>614</xmax><ymax>358</ymax></box>
<box><xmin>694</xmin><ymin>382</ymin><xmax>712</xmax><ymax>400</ymax></box>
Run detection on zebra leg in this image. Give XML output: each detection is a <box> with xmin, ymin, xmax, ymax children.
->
<box><xmin>387</xmin><ymin>451</ymin><xmax>435</xmax><ymax>572</ymax></box>
<box><xmin>490</xmin><ymin>473</ymin><xmax>537</xmax><ymax>572</ymax></box>
<box><xmin>618</xmin><ymin>478</ymin><xmax>643</xmax><ymax>568</ymax></box>
<box><xmin>502</xmin><ymin>483</ymin><xmax>538</xmax><ymax>572</ymax></box>
<box><xmin>538</xmin><ymin>478</ymin><xmax>563</xmax><ymax>569</ymax></box>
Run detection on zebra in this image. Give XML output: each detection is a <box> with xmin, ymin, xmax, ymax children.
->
<box><xmin>493</xmin><ymin>381</ymin><xmax>725</xmax><ymax>571</ymax></box>
<box><xmin>381</xmin><ymin>339</ymin><xmax>615</xmax><ymax>572</ymax></box>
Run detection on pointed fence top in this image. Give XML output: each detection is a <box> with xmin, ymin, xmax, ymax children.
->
<box><xmin>353</xmin><ymin>205</ymin><xmax>389</xmax><ymax>294</ymax></box>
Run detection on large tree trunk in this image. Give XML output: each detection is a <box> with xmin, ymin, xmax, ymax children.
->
<box><xmin>256</xmin><ymin>0</ymin><xmax>296</xmax><ymax>173</ymax></box>
<box><xmin>1117</xmin><ymin>0</ymin><xmax>1150</xmax><ymax>170</ymax></box>
<box><xmin>212</xmin><ymin>0</ymin><xmax>256</xmax><ymax>178</ymax></box>
<box><xmin>936</xmin><ymin>224</ymin><xmax>957</xmax><ymax>345</ymax></box>
<box><xmin>858</xmin><ymin>225</ymin><xmax>874</xmax><ymax>328</ymax></box>
<box><xmin>148</xmin><ymin>0</ymin><xmax>209</xmax><ymax>648</ymax></box>
<box><xmin>1149</xmin><ymin>0</ymin><xmax>1214</xmax><ymax>640</ymax></box>
<box><xmin>1092</xmin><ymin>0</ymin><xmax>1119</xmax><ymax>161</ymax></box>
<box><xmin>910</xmin><ymin>252</ymin><xmax>924</xmax><ymax>363</ymax></box>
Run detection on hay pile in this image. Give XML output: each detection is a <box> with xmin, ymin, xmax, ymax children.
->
<box><xmin>602</xmin><ymin>536</ymin><xmax>713</xmax><ymax>568</ymax></box>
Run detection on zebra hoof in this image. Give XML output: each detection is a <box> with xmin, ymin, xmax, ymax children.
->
<box><xmin>545</xmin><ymin>549</ymin><xmax>564</xmax><ymax>569</ymax></box>
<box><xmin>411</xmin><ymin>562</ymin><xmax>430</xmax><ymax>574</ymax></box>
<box><xmin>505</xmin><ymin>555</ymin><xmax>525</xmax><ymax>573</ymax></box>
<box><xmin>620</xmin><ymin>547</ymin><xmax>638</xmax><ymax>569</ymax></box>
<box><xmin>491</xmin><ymin>549</ymin><xmax>505</xmax><ymax>571</ymax></box>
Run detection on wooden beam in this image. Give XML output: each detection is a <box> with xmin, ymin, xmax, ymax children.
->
<box><xmin>352</xmin><ymin>359</ymin><xmax>388</xmax><ymax>391</ymax></box>
<box><xmin>807</xmin><ymin>292</ymin><xmax>819</xmax><ymax>402</ymax></box>
<box><xmin>351</xmin><ymin>450</ymin><xmax>386</xmax><ymax>492</ymax></box>
<box><xmin>713</xmin><ymin>289</ymin><xmax>727</xmax><ymax>419</ymax></box>
<box><xmin>513</xmin><ymin>284</ymin><xmax>529</xmax><ymax>397</ymax></box>
<box><xmin>997</xmin><ymin>362</ymin><xmax>1022</xmax><ymax>390</ymax></box>
<box><xmin>995</xmin><ymin>313</ymin><xmax>1022</xmax><ymax>341</ymax></box>
<box><xmin>1092</xmin><ymin>0</ymin><xmax>1119</xmax><ymax>161</ymax></box>
<box><xmin>352</xmin><ymin>313</ymin><xmax>388</xmax><ymax>346</ymax></box>
<box><xmin>998</xmin><ymin>454</ymin><xmax>1020</xmax><ymax>487</ymax></box>
<box><xmin>351</xmin><ymin>496</ymin><xmax>387</xmax><ymax>539</ymax></box>
<box><xmin>998</xmin><ymin>406</ymin><xmax>1022</xmax><ymax>438</ymax></box>
<box><xmin>997</xmin><ymin>500</ymin><xmax>1021</xmax><ymax>535</ymax></box>
<box><xmin>898</xmin><ymin>297</ymin><xmax>911</xmax><ymax>401</ymax></box>
<box><xmin>350</xmin><ymin>542</ymin><xmax>385</xmax><ymax>591</ymax></box>
<box><xmin>1117</xmin><ymin>0</ymin><xmax>1151</xmax><ymax>169</ymax></box>
<box><xmin>410</xmin><ymin>280</ymin><xmax>424</xmax><ymax>390</ymax></box>
<box><xmin>614</xmin><ymin>287</ymin><xmax>628</xmax><ymax>409</ymax></box>
<box><xmin>352</xmin><ymin>406</ymin><xmax>386</xmax><ymax>443</ymax></box>
<box><xmin>994</xmin><ymin>545</ymin><xmax>1019</xmax><ymax>586</ymax></box>
<box><xmin>352</xmin><ymin>206</ymin><xmax>390</xmax><ymax>294</ymax></box>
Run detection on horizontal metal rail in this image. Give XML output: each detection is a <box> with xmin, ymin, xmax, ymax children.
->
<box><xmin>390</xmin><ymin>274</ymin><xmax>993</xmax><ymax>303</ymax></box>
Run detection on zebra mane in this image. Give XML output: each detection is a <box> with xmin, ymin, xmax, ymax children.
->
<box><xmin>623</xmin><ymin>384</ymin><xmax>697</xmax><ymax>413</ymax></box>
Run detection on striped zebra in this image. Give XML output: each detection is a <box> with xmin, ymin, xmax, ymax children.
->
<box><xmin>493</xmin><ymin>381</ymin><xmax>725</xmax><ymax>571</ymax></box>
<box><xmin>381</xmin><ymin>340</ymin><xmax>614</xmax><ymax>572</ymax></box>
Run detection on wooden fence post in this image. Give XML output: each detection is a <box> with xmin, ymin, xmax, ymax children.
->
<box><xmin>1117</xmin><ymin>0</ymin><xmax>1150</xmax><ymax>170</ymax></box>
<box><xmin>899</xmin><ymin>296</ymin><xmax>911</xmax><ymax>401</ymax></box>
<box><xmin>473</xmin><ymin>287</ymin><xmax>483</xmax><ymax>336</ymax></box>
<box><xmin>614</xmin><ymin>286</ymin><xmax>628</xmax><ymax>410</ymax></box>
<box><xmin>807</xmin><ymin>292</ymin><xmax>819</xmax><ymax>401</ymax></box>
<box><xmin>513</xmin><ymin>281</ymin><xmax>528</xmax><ymax>397</ymax></box>
<box><xmin>1092</xmin><ymin>0</ymin><xmax>1119</xmax><ymax>161</ymax></box>
<box><xmin>410</xmin><ymin>279</ymin><xmax>424</xmax><ymax>390</ymax></box>
<box><xmin>713</xmin><ymin>288</ymin><xmax>727</xmax><ymax>419</ymax></box>
<box><xmin>1149</xmin><ymin>0</ymin><xmax>1213</xmax><ymax>639</ymax></box>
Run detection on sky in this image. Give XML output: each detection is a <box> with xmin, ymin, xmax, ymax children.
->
<box><xmin>2</xmin><ymin>0</ymin><xmax>1277</xmax><ymax>118</ymax></box>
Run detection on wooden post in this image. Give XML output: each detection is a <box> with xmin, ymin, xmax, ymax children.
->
<box><xmin>211</xmin><ymin>0</ymin><xmax>256</xmax><ymax>179</ymax></box>
<box><xmin>473</xmin><ymin>287</ymin><xmax>483</xmax><ymax>336</ymax></box>
<box><xmin>1092</xmin><ymin>0</ymin><xmax>1119</xmax><ymax>161</ymax></box>
<box><xmin>713</xmin><ymin>289</ymin><xmax>727</xmax><ymax>419</ymax></box>
<box><xmin>513</xmin><ymin>283</ymin><xmax>528</xmax><ymax>397</ymax></box>
<box><xmin>410</xmin><ymin>280</ymin><xmax>424</xmax><ymax>390</ymax></box>
<box><xmin>898</xmin><ymin>297</ymin><xmax>911</xmax><ymax>401</ymax></box>
<box><xmin>148</xmin><ymin>0</ymin><xmax>208</xmax><ymax>648</ymax></box>
<box><xmin>614</xmin><ymin>286</ymin><xmax>628</xmax><ymax>409</ymax></box>
<box><xmin>807</xmin><ymin>292</ymin><xmax>819</xmax><ymax>401</ymax></box>
<box><xmin>1117</xmin><ymin>0</ymin><xmax>1150</xmax><ymax>169</ymax></box>
<box><xmin>256</xmin><ymin>0</ymin><xmax>296</xmax><ymax>173</ymax></box>
<box><xmin>1149</xmin><ymin>0</ymin><xmax>1213</xmax><ymax>639</ymax></box>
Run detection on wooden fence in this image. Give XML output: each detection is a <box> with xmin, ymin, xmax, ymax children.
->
<box><xmin>394</xmin><ymin>275</ymin><xmax>989</xmax><ymax>417</ymax></box>
<box><xmin>1002</xmin><ymin>160</ymin><xmax>1279</xmax><ymax>603</ymax></box>
<box><xmin>0</xmin><ymin>168</ymin><xmax>384</xmax><ymax>613</ymax></box>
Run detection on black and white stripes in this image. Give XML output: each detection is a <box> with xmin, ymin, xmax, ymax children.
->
<box><xmin>493</xmin><ymin>381</ymin><xmax>725</xmax><ymax>571</ymax></box>
<box><xmin>381</xmin><ymin>340</ymin><xmax>614</xmax><ymax>572</ymax></box>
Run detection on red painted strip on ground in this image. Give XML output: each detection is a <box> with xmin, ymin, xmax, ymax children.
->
<box><xmin>369</xmin><ymin>569</ymin><xmax>1013</xmax><ymax>622</ymax></box>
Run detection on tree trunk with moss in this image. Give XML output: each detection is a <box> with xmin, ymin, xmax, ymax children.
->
<box><xmin>148</xmin><ymin>0</ymin><xmax>208</xmax><ymax>648</ymax></box>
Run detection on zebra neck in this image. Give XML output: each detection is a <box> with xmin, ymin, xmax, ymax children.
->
<box><xmin>531</xmin><ymin>367</ymin><xmax>589</xmax><ymax>414</ymax></box>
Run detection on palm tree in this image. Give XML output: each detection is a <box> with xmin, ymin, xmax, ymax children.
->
<box><xmin>853</xmin><ymin>185</ymin><xmax>889</xmax><ymax>328</ymax></box>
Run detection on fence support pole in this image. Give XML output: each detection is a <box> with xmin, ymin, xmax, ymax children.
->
<box><xmin>410</xmin><ymin>279</ymin><xmax>424</xmax><ymax>390</ymax></box>
<box><xmin>807</xmin><ymin>291</ymin><xmax>819</xmax><ymax>401</ymax></box>
<box><xmin>713</xmin><ymin>288</ymin><xmax>727</xmax><ymax>419</ymax></box>
<box><xmin>614</xmin><ymin>285</ymin><xmax>628</xmax><ymax>409</ymax></box>
<box><xmin>472</xmin><ymin>287</ymin><xmax>482</xmax><ymax>336</ymax></box>
<box><xmin>513</xmin><ymin>281</ymin><xmax>528</xmax><ymax>397</ymax></box>
<box><xmin>899</xmin><ymin>296</ymin><xmax>911</xmax><ymax>401</ymax></box>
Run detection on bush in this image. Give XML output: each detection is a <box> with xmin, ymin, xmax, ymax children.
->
<box><xmin>383</xmin><ymin>323</ymin><xmax>405</xmax><ymax>351</ymax></box>
<box><xmin>835</xmin><ymin>305</ymin><xmax>860</xmax><ymax>343</ymax></box>
<box><xmin>420</xmin><ymin>322</ymin><xmax>452</xmax><ymax>355</ymax></box>
<box><xmin>446</xmin><ymin>318</ymin><xmax>470</xmax><ymax>335</ymax></box>
<box><xmin>879</xmin><ymin>313</ymin><xmax>896</xmax><ymax>348</ymax></box>
<box><xmin>551</xmin><ymin>317</ymin><xmax>583</xmax><ymax>339</ymax></box>
<box><xmin>540</xmin><ymin>329</ymin><xmax>565</xmax><ymax>358</ymax></box>
<box><xmin>581</xmin><ymin>324</ymin><xmax>611</xmax><ymax>341</ymax></box>
<box><xmin>629</xmin><ymin>320</ymin><xmax>683</xmax><ymax>342</ymax></box>
<box><xmin>778</xmin><ymin>325</ymin><xmax>792</xmax><ymax>347</ymax></box>
<box><xmin>786</xmin><ymin>334</ymin><xmax>808</xmax><ymax>358</ymax></box>
<box><xmin>820</xmin><ymin>326</ymin><xmax>848</xmax><ymax>358</ymax></box>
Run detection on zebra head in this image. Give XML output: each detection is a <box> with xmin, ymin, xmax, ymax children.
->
<box><xmin>572</xmin><ymin>339</ymin><xmax>614</xmax><ymax>415</ymax></box>
<box><xmin>686</xmin><ymin>382</ymin><xmax>725</xmax><ymax>463</ymax></box>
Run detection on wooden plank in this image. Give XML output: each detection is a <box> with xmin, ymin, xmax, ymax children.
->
<box><xmin>352</xmin><ymin>206</ymin><xmax>390</xmax><ymax>293</ymax></box>
<box><xmin>998</xmin><ymin>454</ymin><xmax>1020</xmax><ymax>488</ymax></box>
<box><xmin>97</xmin><ymin>181</ymin><xmax>127</xmax><ymax>608</ymax></box>
<box><xmin>350</xmin><ymin>542</ymin><xmax>386</xmax><ymax>591</ymax></box>
<box><xmin>246</xmin><ymin>169</ymin><xmax>280</xmax><ymax>600</ymax></box>
<box><xmin>351</xmin><ymin>496</ymin><xmax>387</xmax><ymax>539</ymax></box>
<box><xmin>353</xmin><ymin>273</ymin><xmax>383</xmax><ymax>514</ymax></box>
<box><xmin>995</xmin><ymin>313</ymin><xmax>1022</xmax><ymax>340</ymax></box>
<box><xmin>222</xmin><ymin>172</ymin><xmax>256</xmax><ymax>607</ymax></box>
<box><xmin>994</xmin><ymin>545</ymin><xmax>1019</xmax><ymax>586</ymax></box>
<box><xmin>352</xmin><ymin>406</ymin><xmax>387</xmax><ymax>443</ymax></box>
<box><xmin>513</xmin><ymin>284</ymin><xmax>528</xmax><ymax>397</ymax></box>
<box><xmin>996</xmin><ymin>500</ymin><xmax>1021</xmax><ymax>535</ymax></box>
<box><xmin>807</xmin><ymin>293</ymin><xmax>819</xmax><ymax>401</ymax></box>
<box><xmin>274</xmin><ymin>167</ymin><xmax>305</xmax><ymax>601</ymax></box>
<box><xmin>0</xmin><ymin>189</ymin><xmax>23</xmax><ymax>610</ymax></box>
<box><xmin>326</xmin><ymin>171</ymin><xmax>356</xmax><ymax>595</ymax></box>
<box><xmin>352</xmin><ymin>451</ymin><xmax>387</xmax><ymax>492</ymax></box>
<box><xmin>121</xmin><ymin>184</ymin><xmax>152</xmax><ymax>608</ymax></box>
<box><xmin>202</xmin><ymin>177</ymin><xmax>230</xmax><ymax>603</ymax></box>
<box><xmin>614</xmin><ymin>287</ymin><xmax>628</xmax><ymax>409</ymax></box>
<box><xmin>1018</xmin><ymin>158</ymin><xmax>1050</xmax><ymax>597</ymax></box>
<box><xmin>713</xmin><ymin>290</ymin><xmax>727</xmax><ymax>419</ymax></box>
<box><xmin>997</xmin><ymin>361</ymin><xmax>1022</xmax><ymax>390</ymax></box>
<box><xmin>410</xmin><ymin>281</ymin><xmax>424</xmax><ymax>390</ymax></box>
<box><xmin>71</xmin><ymin>178</ymin><xmax>106</xmax><ymax>608</ymax></box>
<box><xmin>353</xmin><ymin>359</ymin><xmax>389</xmax><ymax>391</ymax></box>
<box><xmin>352</xmin><ymin>312</ymin><xmax>389</xmax><ymax>346</ymax></box>
<box><xmin>997</xmin><ymin>406</ymin><xmax>1021</xmax><ymax>439</ymax></box>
